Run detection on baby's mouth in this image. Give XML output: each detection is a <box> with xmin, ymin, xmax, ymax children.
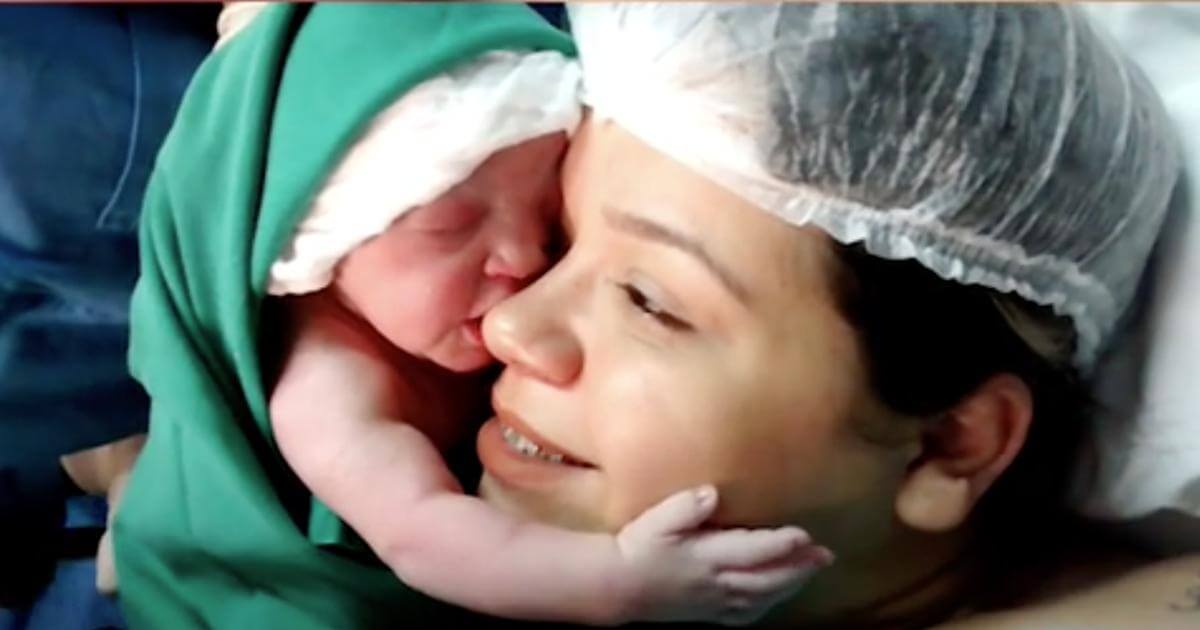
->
<box><xmin>463</xmin><ymin>317</ymin><xmax>485</xmax><ymax>347</ymax></box>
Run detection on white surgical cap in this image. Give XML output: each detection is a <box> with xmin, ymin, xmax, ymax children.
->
<box><xmin>269</xmin><ymin>50</ymin><xmax>581</xmax><ymax>296</ymax></box>
<box><xmin>569</xmin><ymin>3</ymin><xmax>1181</xmax><ymax>370</ymax></box>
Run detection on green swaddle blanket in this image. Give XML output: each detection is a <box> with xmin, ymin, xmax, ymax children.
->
<box><xmin>114</xmin><ymin>5</ymin><xmax>574</xmax><ymax>627</ymax></box>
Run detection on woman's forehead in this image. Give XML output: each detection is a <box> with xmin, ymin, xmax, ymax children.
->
<box><xmin>566</xmin><ymin>118</ymin><xmax>844</xmax><ymax>307</ymax></box>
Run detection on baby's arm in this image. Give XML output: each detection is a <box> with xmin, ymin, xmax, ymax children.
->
<box><xmin>271</xmin><ymin>295</ymin><xmax>826</xmax><ymax>625</ymax></box>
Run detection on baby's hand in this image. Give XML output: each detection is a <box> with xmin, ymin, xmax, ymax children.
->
<box><xmin>613</xmin><ymin>485</ymin><xmax>833</xmax><ymax>626</ymax></box>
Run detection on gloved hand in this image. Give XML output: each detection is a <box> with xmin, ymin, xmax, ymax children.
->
<box><xmin>59</xmin><ymin>434</ymin><xmax>145</xmax><ymax>595</ymax></box>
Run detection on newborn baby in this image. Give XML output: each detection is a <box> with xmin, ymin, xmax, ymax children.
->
<box><xmin>264</xmin><ymin>48</ymin><xmax>831</xmax><ymax>625</ymax></box>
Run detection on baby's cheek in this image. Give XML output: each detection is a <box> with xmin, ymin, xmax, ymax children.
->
<box><xmin>433</xmin><ymin>260</ymin><xmax>485</xmax><ymax>313</ymax></box>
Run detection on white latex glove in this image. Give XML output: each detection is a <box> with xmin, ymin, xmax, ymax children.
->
<box><xmin>94</xmin><ymin>469</ymin><xmax>131</xmax><ymax>595</ymax></box>
<box><xmin>59</xmin><ymin>433</ymin><xmax>145</xmax><ymax>595</ymax></box>
<box><xmin>614</xmin><ymin>485</ymin><xmax>833</xmax><ymax>626</ymax></box>
<box><xmin>215</xmin><ymin>2</ymin><xmax>270</xmax><ymax>50</ymax></box>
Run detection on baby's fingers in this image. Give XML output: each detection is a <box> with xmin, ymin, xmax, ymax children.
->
<box><xmin>619</xmin><ymin>485</ymin><xmax>719</xmax><ymax>544</ymax></box>
<box><xmin>717</xmin><ymin>562</ymin><xmax>821</xmax><ymax>597</ymax></box>
<box><xmin>713</xmin><ymin>594</ymin><xmax>787</xmax><ymax>628</ymax></box>
<box><xmin>690</xmin><ymin>526</ymin><xmax>810</xmax><ymax>568</ymax></box>
<box><xmin>710</xmin><ymin>559</ymin><xmax>831</xmax><ymax>628</ymax></box>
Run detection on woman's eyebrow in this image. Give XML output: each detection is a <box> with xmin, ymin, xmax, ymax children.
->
<box><xmin>603</xmin><ymin>206</ymin><xmax>750</xmax><ymax>304</ymax></box>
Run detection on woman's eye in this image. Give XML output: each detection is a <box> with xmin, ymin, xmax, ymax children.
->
<box><xmin>620</xmin><ymin>283</ymin><xmax>692</xmax><ymax>332</ymax></box>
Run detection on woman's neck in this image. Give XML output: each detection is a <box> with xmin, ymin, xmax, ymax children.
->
<box><xmin>767</xmin><ymin>524</ymin><xmax>979</xmax><ymax>628</ymax></box>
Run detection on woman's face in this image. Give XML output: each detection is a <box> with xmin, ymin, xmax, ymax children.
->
<box><xmin>478</xmin><ymin>118</ymin><xmax>916</xmax><ymax>552</ymax></box>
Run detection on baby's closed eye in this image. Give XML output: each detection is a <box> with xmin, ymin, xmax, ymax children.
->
<box><xmin>406</xmin><ymin>194</ymin><xmax>485</xmax><ymax>234</ymax></box>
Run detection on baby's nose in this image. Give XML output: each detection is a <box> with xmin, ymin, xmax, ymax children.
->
<box><xmin>484</xmin><ymin>216</ymin><xmax>552</xmax><ymax>281</ymax></box>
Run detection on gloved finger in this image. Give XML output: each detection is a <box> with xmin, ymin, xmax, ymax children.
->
<box><xmin>95</xmin><ymin>529</ymin><xmax>118</xmax><ymax>595</ymax></box>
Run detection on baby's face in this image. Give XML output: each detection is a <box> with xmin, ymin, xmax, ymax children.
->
<box><xmin>332</xmin><ymin>133</ymin><xmax>568</xmax><ymax>372</ymax></box>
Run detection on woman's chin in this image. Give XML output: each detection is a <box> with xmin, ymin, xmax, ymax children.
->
<box><xmin>478</xmin><ymin>472</ymin><xmax>610</xmax><ymax>533</ymax></box>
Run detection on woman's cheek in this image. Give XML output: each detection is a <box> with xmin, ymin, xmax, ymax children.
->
<box><xmin>591</xmin><ymin>365</ymin><xmax>707</xmax><ymax>526</ymax></box>
<box><xmin>595</xmin><ymin>374</ymin><xmax>740</xmax><ymax>525</ymax></box>
<box><xmin>660</xmin><ymin>365</ymin><xmax>822</xmax><ymax>526</ymax></box>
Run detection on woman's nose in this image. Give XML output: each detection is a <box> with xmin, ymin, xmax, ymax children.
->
<box><xmin>482</xmin><ymin>275</ymin><xmax>582</xmax><ymax>386</ymax></box>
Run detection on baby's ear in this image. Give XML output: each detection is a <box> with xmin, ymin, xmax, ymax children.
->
<box><xmin>894</xmin><ymin>374</ymin><xmax>1033</xmax><ymax>533</ymax></box>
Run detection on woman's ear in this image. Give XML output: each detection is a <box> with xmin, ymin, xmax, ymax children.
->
<box><xmin>894</xmin><ymin>373</ymin><xmax>1033</xmax><ymax>532</ymax></box>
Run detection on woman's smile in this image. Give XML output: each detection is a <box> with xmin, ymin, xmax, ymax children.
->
<box><xmin>477</xmin><ymin>399</ymin><xmax>600</xmax><ymax>492</ymax></box>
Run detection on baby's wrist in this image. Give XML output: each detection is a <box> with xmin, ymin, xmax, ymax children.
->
<box><xmin>591</xmin><ymin>536</ymin><xmax>645</xmax><ymax>626</ymax></box>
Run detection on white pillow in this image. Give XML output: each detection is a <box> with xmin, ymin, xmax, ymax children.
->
<box><xmin>1072</xmin><ymin>3</ymin><xmax>1200</xmax><ymax>525</ymax></box>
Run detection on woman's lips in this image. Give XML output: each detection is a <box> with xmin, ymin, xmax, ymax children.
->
<box><xmin>477</xmin><ymin>409</ymin><xmax>597</xmax><ymax>491</ymax></box>
<box><xmin>495</xmin><ymin>406</ymin><xmax>594</xmax><ymax>467</ymax></box>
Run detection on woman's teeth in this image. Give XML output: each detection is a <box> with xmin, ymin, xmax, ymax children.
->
<box><xmin>501</xmin><ymin>425</ymin><xmax>565</xmax><ymax>464</ymax></box>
